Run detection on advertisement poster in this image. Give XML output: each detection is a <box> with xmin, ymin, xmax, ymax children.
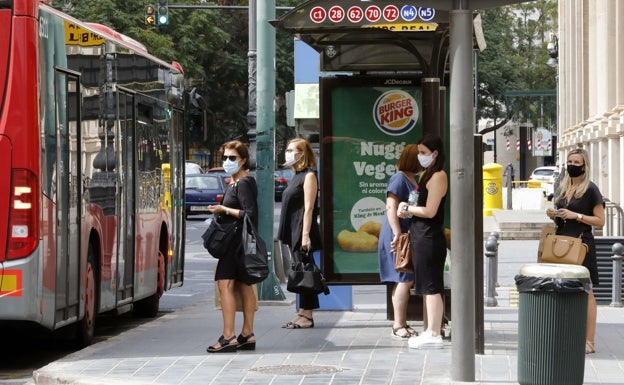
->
<box><xmin>320</xmin><ymin>76</ymin><xmax>423</xmax><ymax>283</ymax></box>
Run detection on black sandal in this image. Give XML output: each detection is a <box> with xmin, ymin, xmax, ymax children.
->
<box><xmin>237</xmin><ymin>333</ymin><xmax>256</xmax><ymax>350</ymax></box>
<box><xmin>289</xmin><ymin>313</ymin><xmax>314</xmax><ymax>329</ymax></box>
<box><xmin>207</xmin><ymin>335</ymin><xmax>237</xmax><ymax>353</ymax></box>
<box><xmin>391</xmin><ymin>326</ymin><xmax>412</xmax><ymax>340</ymax></box>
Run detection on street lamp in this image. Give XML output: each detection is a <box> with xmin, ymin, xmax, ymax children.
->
<box><xmin>547</xmin><ymin>33</ymin><xmax>558</xmax><ymax>67</ymax></box>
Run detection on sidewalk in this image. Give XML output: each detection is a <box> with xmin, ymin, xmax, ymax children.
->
<box><xmin>30</xmin><ymin>236</ymin><xmax>624</xmax><ymax>385</ymax></box>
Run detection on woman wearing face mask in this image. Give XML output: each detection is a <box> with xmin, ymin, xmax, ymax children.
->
<box><xmin>278</xmin><ymin>138</ymin><xmax>322</xmax><ymax>329</ymax></box>
<box><xmin>545</xmin><ymin>148</ymin><xmax>605</xmax><ymax>354</ymax></box>
<box><xmin>206</xmin><ymin>140</ymin><xmax>258</xmax><ymax>353</ymax></box>
<box><xmin>397</xmin><ymin>134</ymin><xmax>448</xmax><ymax>349</ymax></box>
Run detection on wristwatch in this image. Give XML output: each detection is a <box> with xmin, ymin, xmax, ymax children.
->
<box><xmin>577</xmin><ymin>213</ymin><xmax>583</xmax><ymax>221</ymax></box>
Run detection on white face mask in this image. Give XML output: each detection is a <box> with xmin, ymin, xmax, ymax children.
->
<box><xmin>418</xmin><ymin>153</ymin><xmax>435</xmax><ymax>169</ymax></box>
<box><xmin>284</xmin><ymin>151</ymin><xmax>298</xmax><ymax>167</ymax></box>
<box><xmin>223</xmin><ymin>159</ymin><xmax>240</xmax><ymax>175</ymax></box>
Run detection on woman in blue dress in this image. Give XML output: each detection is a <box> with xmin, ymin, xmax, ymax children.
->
<box><xmin>378</xmin><ymin>144</ymin><xmax>420</xmax><ymax>339</ymax></box>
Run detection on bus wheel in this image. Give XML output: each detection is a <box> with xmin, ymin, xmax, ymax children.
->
<box><xmin>76</xmin><ymin>249</ymin><xmax>96</xmax><ymax>348</ymax></box>
<box><xmin>134</xmin><ymin>251</ymin><xmax>164</xmax><ymax>318</ymax></box>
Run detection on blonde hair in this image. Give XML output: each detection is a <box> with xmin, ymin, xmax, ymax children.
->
<box><xmin>554</xmin><ymin>148</ymin><xmax>591</xmax><ymax>202</ymax></box>
<box><xmin>285</xmin><ymin>138</ymin><xmax>317</xmax><ymax>171</ymax></box>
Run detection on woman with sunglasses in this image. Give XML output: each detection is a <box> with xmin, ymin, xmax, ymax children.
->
<box><xmin>546</xmin><ymin>148</ymin><xmax>605</xmax><ymax>354</ymax></box>
<box><xmin>279</xmin><ymin>138</ymin><xmax>322</xmax><ymax>329</ymax></box>
<box><xmin>206</xmin><ymin>140</ymin><xmax>258</xmax><ymax>352</ymax></box>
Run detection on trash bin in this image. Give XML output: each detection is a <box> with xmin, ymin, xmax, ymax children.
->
<box><xmin>515</xmin><ymin>263</ymin><xmax>591</xmax><ymax>385</ymax></box>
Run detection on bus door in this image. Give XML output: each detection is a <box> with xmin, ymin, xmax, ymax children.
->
<box><xmin>115</xmin><ymin>90</ymin><xmax>136</xmax><ymax>304</ymax></box>
<box><xmin>54</xmin><ymin>69</ymin><xmax>82</xmax><ymax>323</ymax></box>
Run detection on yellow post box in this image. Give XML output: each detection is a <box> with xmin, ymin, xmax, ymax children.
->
<box><xmin>483</xmin><ymin>163</ymin><xmax>503</xmax><ymax>216</ymax></box>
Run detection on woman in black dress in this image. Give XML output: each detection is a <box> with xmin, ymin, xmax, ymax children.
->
<box><xmin>206</xmin><ymin>141</ymin><xmax>258</xmax><ymax>352</ymax></box>
<box><xmin>397</xmin><ymin>134</ymin><xmax>448</xmax><ymax>349</ymax></box>
<box><xmin>279</xmin><ymin>138</ymin><xmax>322</xmax><ymax>329</ymax></box>
<box><xmin>546</xmin><ymin>148</ymin><xmax>605</xmax><ymax>354</ymax></box>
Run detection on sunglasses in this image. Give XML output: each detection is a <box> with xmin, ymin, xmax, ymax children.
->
<box><xmin>222</xmin><ymin>155</ymin><xmax>239</xmax><ymax>161</ymax></box>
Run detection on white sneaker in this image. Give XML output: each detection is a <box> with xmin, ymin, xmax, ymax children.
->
<box><xmin>408</xmin><ymin>330</ymin><xmax>443</xmax><ymax>349</ymax></box>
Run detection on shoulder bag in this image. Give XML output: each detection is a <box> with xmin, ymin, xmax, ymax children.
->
<box><xmin>239</xmin><ymin>214</ymin><xmax>269</xmax><ymax>284</ymax></box>
<box><xmin>287</xmin><ymin>250</ymin><xmax>330</xmax><ymax>295</ymax></box>
<box><xmin>394</xmin><ymin>232</ymin><xmax>413</xmax><ymax>273</ymax></box>
<box><xmin>201</xmin><ymin>216</ymin><xmax>239</xmax><ymax>259</ymax></box>
<box><xmin>539</xmin><ymin>233</ymin><xmax>587</xmax><ymax>265</ymax></box>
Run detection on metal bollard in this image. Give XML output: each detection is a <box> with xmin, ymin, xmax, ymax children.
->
<box><xmin>504</xmin><ymin>164</ymin><xmax>513</xmax><ymax>210</ymax></box>
<box><xmin>611</xmin><ymin>242</ymin><xmax>624</xmax><ymax>307</ymax></box>
<box><xmin>485</xmin><ymin>232</ymin><xmax>499</xmax><ymax>307</ymax></box>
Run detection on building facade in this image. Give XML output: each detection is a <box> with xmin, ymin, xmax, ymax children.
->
<box><xmin>558</xmin><ymin>1</ymin><xmax>624</xmax><ymax>206</ymax></box>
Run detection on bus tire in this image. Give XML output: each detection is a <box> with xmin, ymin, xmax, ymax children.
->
<box><xmin>75</xmin><ymin>247</ymin><xmax>97</xmax><ymax>348</ymax></box>
<box><xmin>133</xmin><ymin>251</ymin><xmax>165</xmax><ymax>318</ymax></box>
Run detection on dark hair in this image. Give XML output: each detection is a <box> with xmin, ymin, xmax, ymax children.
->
<box><xmin>221</xmin><ymin>140</ymin><xmax>250</xmax><ymax>169</ymax></box>
<box><xmin>418</xmin><ymin>133</ymin><xmax>445</xmax><ymax>185</ymax></box>
<box><xmin>396</xmin><ymin>144</ymin><xmax>421</xmax><ymax>173</ymax></box>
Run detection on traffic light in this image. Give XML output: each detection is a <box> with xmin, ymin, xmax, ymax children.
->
<box><xmin>157</xmin><ymin>0</ymin><xmax>169</xmax><ymax>26</ymax></box>
<box><xmin>144</xmin><ymin>4</ymin><xmax>156</xmax><ymax>26</ymax></box>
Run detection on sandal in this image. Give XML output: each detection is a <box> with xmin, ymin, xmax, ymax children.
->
<box><xmin>391</xmin><ymin>326</ymin><xmax>412</xmax><ymax>340</ymax></box>
<box><xmin>236</xmin><ymin>333</ymin><xmax>256</xmax><ymax>351</ymax></box>
<box><xmin>283</xmin><ymin>313</ymin><xmax>314</xmax><ymax>329</ymax></box>
<box><xmin>404</xmin><ymin>325</ymin><xmax>417</xmax><ymax>336</ymax></box>
<box><xmin>207</xmin><ymin>335</ymin><xmax>237</xmax><ymax>353</ymax></box>
<box><xmin>585</xmin><ymin>341</ymin><xmax>595</xmax><ymax>354</ymax></box>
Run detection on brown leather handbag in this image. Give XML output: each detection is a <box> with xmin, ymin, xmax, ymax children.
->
<box><xmin>539</xmin><ymin>234</ymin><xmax>587</xmax><ymax>265</ymax></box>
<box><xmin>394</xmin><ymin>232</ymin><xmax>413</xmax><ymax>273</ymax></box>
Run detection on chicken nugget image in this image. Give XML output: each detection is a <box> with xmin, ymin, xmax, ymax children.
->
<box><xmin>336</xmin><ymin>229</ymin><xmax>378</xmax><ymax>252</ymax></box>
<box><xmin>358</xmin><ymin>221</ymin><xmax>382</xmax><ymax>237</ymax></box>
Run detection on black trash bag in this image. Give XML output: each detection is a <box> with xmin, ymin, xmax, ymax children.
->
<box><xmin>514</xmin><ymin>274</ymin><xmax>591</xmax><ymax>294</ymax></box>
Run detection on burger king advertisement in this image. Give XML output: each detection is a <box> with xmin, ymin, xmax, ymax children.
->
<box><xmin>320</xmin><ymin>76</ymin><xmax>423</xmax><ymax>282</ymax></box>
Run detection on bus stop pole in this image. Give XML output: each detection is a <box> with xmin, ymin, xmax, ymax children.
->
<box><xmin>256</xmin><ymin>0</ymin><xmax>285</xmax><ymax>301</ymax></box>
<box><xmin>449</xmin><ymin>9</ymin><xmax>476</xmax><ymax>382</ymax></box>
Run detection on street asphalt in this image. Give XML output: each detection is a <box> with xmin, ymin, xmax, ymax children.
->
<box><xmin>27</xmin><ymin>211</ymin><xmax>624</xmax><ymax>385</ymax></box>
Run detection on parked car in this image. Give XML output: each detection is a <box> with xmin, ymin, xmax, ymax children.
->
<box><xmin>206</xmin><ymin>166</ymin><xmax>231</xmax><ymax>186</ymax></box>
<box><xmin>274</xmin><ymin>168</ymin><xmax>294</xmax><ymax>201</ymax></box>
<box><xmin>529</xmin><ymin>166</ymin><xmax>558</xmax><ymax>200</ymax></box>
<box><xmin>184</xmin><ymin>174</ymin><xmax>225</xmax><ymax>217</ymax></box>
<box><xmin>185</xmin><ymin>161</ymin><xmax>203</xmax><ymax>175</ymax></box>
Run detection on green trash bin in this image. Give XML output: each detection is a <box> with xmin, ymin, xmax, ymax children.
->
<box><xmin>514</xmin><ymin>263</ymin><xmax>591</xmax><ymax>385</ymax></box>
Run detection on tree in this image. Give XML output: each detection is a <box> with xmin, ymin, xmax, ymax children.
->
<box><xmin>477</xmin><ymin>0</ymin><xmax>558</xmax><ymax>128</ymax></box>
<box><xmin>52</xmin><ymin>0</ymin><xmax>298</xmax><ymax>166</ymax></box>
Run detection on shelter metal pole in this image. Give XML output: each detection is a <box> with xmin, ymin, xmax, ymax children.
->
<box><xmin>422</xmin><ymin>78</ymin><xmax>441</xmax><ymax>136</ymax></box>
<box><xmin>449</xmin><ymin>9</ymin><xmax>476</xmax><ymax>382</ymax></box>
<box><xmin>256</xmin><ymin>0</ymin><xmax>285</xmax><ymax>301</ymax></box>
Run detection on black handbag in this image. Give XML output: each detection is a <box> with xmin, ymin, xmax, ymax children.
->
<box><xmin>287</xmin><ymin>250</ymin><xmax>330</xmax><ymax>295</ymax></box>
<box><xmin>239</xmin><ymin>214</ymin><xmax>269</xmax><ymax>284</ymax></box>
<box><xmin>201</xmin><ymin>216</ymin><xmax>239</xmax><ymax>259</ymax></box>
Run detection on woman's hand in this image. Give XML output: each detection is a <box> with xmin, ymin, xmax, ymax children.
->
<box><xmin>389</xmin><ymin>233</ymin><xmax>399</xmax><ymax>254</ymax></box>
<box><xmin>546</xmin><ymin>207</ymin><xmax>557</xmax><ymax>220</ymax></box>
<box><xmin>301</xmin><ymin>234</ymin><xmax>311</xmax><ymax>251</ymax></box>
<box><xmin>397</xmin><ymin>202</ymin><xmax>408</xmax><ymax>218</ymax></box>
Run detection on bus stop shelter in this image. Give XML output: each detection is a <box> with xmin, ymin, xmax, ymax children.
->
<box><xmin>271</xmin><ymin>0</ymin><xmax>532</xmax><ymax>382</ymax></box>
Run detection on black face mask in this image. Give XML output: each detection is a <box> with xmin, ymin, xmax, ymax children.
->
<box><xmin>567</xmin><ymin>164</ymin><xmax>585</xmax><ymax>178</ymax></box>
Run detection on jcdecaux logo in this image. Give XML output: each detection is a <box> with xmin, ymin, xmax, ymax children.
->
<box><xmin>372</xmin><ymin>90</ymin><xmax>418</xmax><ymax>136</ymax></box>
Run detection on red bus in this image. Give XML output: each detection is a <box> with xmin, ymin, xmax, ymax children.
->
<box><xmin>0</xmin><ymin>0</ymin><xmax>185</xmax><ymax>346</ymax></box>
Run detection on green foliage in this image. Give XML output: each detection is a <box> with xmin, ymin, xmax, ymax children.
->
<box><xmin>477</xmin><ymin>0</ymin><xmax>557</xmax><ymax>127</ymax></box>
<box><xmin>51</xmin><ymin>0</ymin><xmax>297</xmax><ymax>165</ymax></box>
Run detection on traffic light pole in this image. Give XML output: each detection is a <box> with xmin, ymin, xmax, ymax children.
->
<box><xmin>164</xmin><ymin>2</ymin><xmax>286</xmax><ymax>301</ymax></box>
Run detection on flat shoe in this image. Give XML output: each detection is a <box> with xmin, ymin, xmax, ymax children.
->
<box><xmin>284</xmin><ymin>313</ymin><xmax>314</xmax><ymax>329</ymax></box>
<box><xmin>207</xmin><ymin>335</ymin><xmax>237</xmax><ymax>353</ymax></box>
<box><xmin>391</xmin><ymin>326</ymin><xmax>411</xmax><ymax>340</ymax></box>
